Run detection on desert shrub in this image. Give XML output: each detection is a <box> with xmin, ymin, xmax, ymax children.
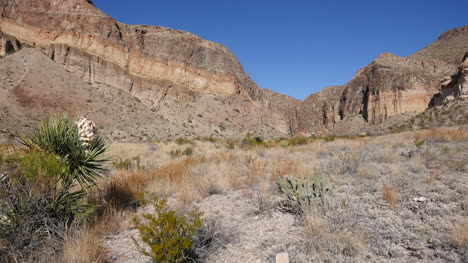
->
<box><xmin>451</xmin><ymin>220</ymin><xmax>468</xmax><ymax>248</ymax></box>
<box><xmin>196</xmin><ymin>136</ymin><xmax>217</xmax><ymax>143</ymax></box>
<box><xmin>335</xmin><ymin>147</ymin><xmax>368</xmax><ymax>175</ymax></box>
<box><xmin>0</xmin><ymin>116</ymin><xmax>107</xmax><ymax>261</ymax></box>
<box><xmin>242</xmin><ymin>133</ymin><xmax>265</xmax><ymax>148</ymax></box>
<box><xmin>18</xmin><ymin>149</ymin><xmax>69</xmax><ymax>194</ymax></box>
<box><xmin>277</xmin><ymin>174</ymin><xmax>333</xmax><ymax>214</ymax></box>
<box><xmin>193</xmin><ymin>218</ymin><xmax>232</xmax><ymax>260</ymax></box>
<box><xmin>225</xmin><ymin>139</ymin><xmax>237</xmax><ymax>149</ymax></box>
<box><xmin>113</xmin><ymin>157</ymin><xmax>132</xmax><ymax>170</ymax></box>
<box><xmin>414</xmin><ymin>140</ymin><xmax>425</xmax><ymax>148</ymax></box>
<box><xmin>287</xmin><ymin>136</ymin><xmax>308</xmax><ymax>146</ymax></box>
<box><xmin>133</xmin><ymin>195</ymin><xmax>203</xmax><ymax>263</ymax></box>
<box><xmin>382</xmin><ymin>184</ymin><xmax>397</xmax><ymax>207</ymax></box>
<box><xmin>175</xmin><ymin>138</ymin><xmax>194</xmax><ymax>145</ymax></box>
<box><xmin>170</xmin><ymin>147</ymin><xmax>194</xmax><ymax>158</ymax></box>
<box><xmin>0</xmin><ymin>172</ymin><xmax>94</xmax><ymax>261</ymax></box>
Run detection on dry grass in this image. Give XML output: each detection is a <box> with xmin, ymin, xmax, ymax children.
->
<box><xmin>415</xmin><ymin>128</ymin><xmax>468</xmax><ymax>142</ymax></box>
<box><xmin>92</xmin><ymin>170</ymin><xmax>150</xmax><ymax>211</ymax></box>
<box><xmin>273</xmin><ymin>156</ymin><xmax>302</xmax><ymax>177</ymax></box>
<box><xmin>60</xmin><ymin>207</ymin><xmax>131</xmax><ymax>262</ymax></box>
<box><xmin>62</xmin><ymin>228</ymin><xmax>108</xmax><ymax>263</ymax></box>
<box><xmin>452</xmin><ymin>220</ymin><xmax>468</xmax><ymax>248</ymax></box>
<box><xmin>66</xmin><ymin>129</ymin><xmax>467</xmax><ymax>261</ymax></box>
<box><xmin>304</xmin><ymin>211</ymin><xmax>365</xmax><ymax>258</ymax></box>
<box><xmin>382</xmin><ymin>184</ymin><xmax>398</xmax><ymax>207</ymax></box>
<box><xmin>152</xmin><ymin>157</ymin><xmax>198</xmax><ymax>183</ymax></box>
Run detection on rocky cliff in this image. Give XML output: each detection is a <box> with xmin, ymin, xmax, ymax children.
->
<box><xmin>297</xmin><ymin>27</ymin><xmax>468</xmax><ymax>135</ymax></box>
<box><xmin>0</xmin><ymin>0</ymin><xmax>466</xmax><ymax>140</ymax></box>
<box><xmin>0</xmin><ymin>0</ymin><xmax>300</xmax><ymax>139</ymax></box>
<box><xmin>431</xmin><ymin>53</ymin><xmax>468</xmax><ymax>105</ymax></box>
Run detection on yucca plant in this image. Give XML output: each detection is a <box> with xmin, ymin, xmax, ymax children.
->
<box><xmin>20</xmin><ymin>116</ymin><xmax>108</xmax><ymax>188</ymax></box>
<box><xmin>0</xmin><ymin>115</ymin><xmax>107</xmax><ymax>261</ymax></box>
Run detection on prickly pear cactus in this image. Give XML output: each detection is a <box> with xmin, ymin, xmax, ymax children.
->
<box><xmin>277</xmin><ymin>174</ymin><xmax>332</xmax><ymax>213</ymax></box>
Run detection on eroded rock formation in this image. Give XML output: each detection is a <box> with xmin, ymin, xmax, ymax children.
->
<box><xmin>297</xmin><ymin>30</ymin><xmax>467</xmax><ymax>135</ymax></box>
<box><xmin>0</xmin><ymin>0</ymin><xmax>300</xmax><ymax>138</ymax></box>
<box><xmin>0</xmin><ymin>0</ymin><xmax>466</xmax><ymax>139</ymax></box>
<box><xmin>431</xmin><ymin>53</ymin><xmax>468</xmax><ymax>105</ymax></box>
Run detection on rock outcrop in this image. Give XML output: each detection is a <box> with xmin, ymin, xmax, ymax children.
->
<box><xmin>0</xmin><ymin>0</ymin><xmax>300</xmax><ymax>139</ymax></box>
<box><xmin>431</xmin><ymin>53</ymin><xmax>468</xmax><ymax>105</ymax></box>
<box><xmin>0</xmin><ymin>0</ymin><xmax>466</xmax><ymax>139</ymax></box>
<box><xmin>297</xmin><ymin>27</ymin><xmax>467</xmax><ymax>135</ymax></box>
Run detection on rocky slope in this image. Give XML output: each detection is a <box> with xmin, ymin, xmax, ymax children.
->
<box><xmin>297</xmin><ymin>28</ymin><xmax>468</xmax><ymax>135</ymax></box>
<box><xmin>0</xmin><ymin>0</ymin><xmax>300</xmax><ymax>140</ymax></box>
<box><xmin>0</xmin><ymin>0</ymin><xmax>467</xmax><ymax>140</ymax></box>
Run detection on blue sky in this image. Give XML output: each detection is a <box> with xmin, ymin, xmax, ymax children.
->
<box><xmin>93</xmin><ymin>0</ymin><xmax>467</xmax><ymax>100</ymax></box>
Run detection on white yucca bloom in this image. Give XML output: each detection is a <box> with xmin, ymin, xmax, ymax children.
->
<box><xmin>76</xmin><ymin>115</ymin><xmax>96</xmax><ymax>149</ymax></box>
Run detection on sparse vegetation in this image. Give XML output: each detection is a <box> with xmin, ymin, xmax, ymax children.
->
<box><xmin>277</xmin><ymin>174</ymin><xmax>332</xmax><ymax>214</ymax></box>
<box><xmin>451</xmin><ymin>220</ymin><xmax>468</xmax><ymax>249</ymax></box>
<box><xmin>0</xmin><ymin>116</ymin><xmax>108</xmax><ymax>262</ymax></box>
<box><xmin>382</xmin><ymin>184</ymin><xmax>398</xmax><ymax>207</ymax></box>
<box><xmin>132</xmin><ymin>195</ymin><xmax>203</xmax><ymax>263</ymax></box>
<box><xmin>1</xmin><ymin>126</ymin><xmax>467</xmax><ymax>262</ymax></box>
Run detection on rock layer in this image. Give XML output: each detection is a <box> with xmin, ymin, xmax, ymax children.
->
<box><xmin>0</xmin><ymin>0</ymin><xmax>300</xmax><ymax>137</ymax></box>
<box><xmin>0</xmin><ymin>0</ymin><xmax>467</xmax><ymax>139</ymax></box>
<box><xmin>431</xmin><ymin>53</ymin><xmax>468</xmax><ymax>105</ymax></box>
<box><xmin>297</xmin><ymin>30</ymin><xmax>468</xmax><ymax>135</ymax></box>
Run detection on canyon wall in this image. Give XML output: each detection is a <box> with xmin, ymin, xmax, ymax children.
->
<box><xmin>297</xmin><ymin>33</ymin><xmax>467</xmax><ymax>135</ymax></box>
<box><xmin>0</xmin><ymin>0</ymin><xmax>467</xmax><ymax>139</ymax></box>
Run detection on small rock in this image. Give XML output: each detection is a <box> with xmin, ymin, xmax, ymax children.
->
<box><xmin>413</xmin><ymin>197</ymin><xmax>427</xmax><ymax>202</ymax></box>
<box><xmin>276</xmin><ymin>252</ymin><xmax>289</xmax><ymax>263</ymax></box>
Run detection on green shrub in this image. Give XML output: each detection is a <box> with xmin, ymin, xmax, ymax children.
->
<box><xmin>0</xmin><ymin>116</ymin><xmax>107</xmax><ymax>261</ymax></box>
<box><xmin>195</xmin><ymin>137</ymin><xmax>217</xmax><ymax>143</ymax></box>
<box><xmin>0</xmin><ymin>155</ymin><xmax>95</xmax><ymax>262</ymax></box>
<box><xmin>175</xmin><ymin>138</ymin><xmax>194</xmax><ymax>145</ymax></box>
<box><xmin>225</xmin><ymin>139</ymin><xmax>237</xmax><ymax>149</ymax></box>
<box><xmin>17</xmin><ymin>149</ymin><xmax>70</xmax><ymax>197</ymax></box>
<box><xmin>170</xmin><ymin>147</ymin><xmax>194</xmax><ymax>158</ymax></box>
<box><xmin>414</xmin><ymin>140</ymin><xmax>425</xmax><ymax>148</ymax></box>
<box><xmin>287</xmin><ymin>136</ymin><xmax>308</xmax><ymax>146</ymax></box>
<box><xmin>242</xmin><ymin>133</ymin><xmax>265</xmax><ymax>147</ymax></box>
<box><xmin>133</xmin><ymin>195</ymin><xmax>203</xmax><ymax>263</ymax></box>
<box><xmin>113</xmin><ymin>157</ymin><xmax>133</xmax><ymax>170</ymax></box>
<box><xmin>277</xmin><ymin>174</ymin><xmax>333</xmax><ymax>214</ymax></box>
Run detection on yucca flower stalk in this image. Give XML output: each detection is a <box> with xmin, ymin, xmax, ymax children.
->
<box><xmin>20</xmin><ymin>115</ymin><xmax>108</xmax><ymax>188</ymax></box>
<box><xmin>76</xmin><ymin>115</ymin><xmax>96</xmax><ymax>149</ymax></box>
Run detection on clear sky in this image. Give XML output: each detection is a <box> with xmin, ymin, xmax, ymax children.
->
<box><xmin>93</xmin><ymin>0</ymin><xmax>467</xmax><ymax>100</ymax></box>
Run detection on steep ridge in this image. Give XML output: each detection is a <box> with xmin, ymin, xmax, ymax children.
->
<box><xmin>0</xmin><ymin>0</ymin><xmax>466</xmax><ymax>139</ymax></box>
<box><xmin>410</xmin><ymin>26</ymin><xmax>468</xmax><ymax>63</ymax></box>
<box><xmin>0</xmin><ymin>48</ymin><xmax>293</xmax><ymax>142</ymax></box>
<box><xmin>297</xmin><ymin>26</ymin><xmax>468</xmax><ymax>135</ymax></box>
<box><xmin>0</xmin><ymin>0</ymin><xmax>300</xmax><ymax>138</ymax></box>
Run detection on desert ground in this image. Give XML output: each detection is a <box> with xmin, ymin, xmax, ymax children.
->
<box><xmin>54</xmin><ymin>128</ymin><xmax>468</xmax><ymax>263</ymax></box>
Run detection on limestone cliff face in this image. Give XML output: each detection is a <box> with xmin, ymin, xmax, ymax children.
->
<box><xmin>0</xmin><ymin>0</ymin><xmax>300</xmax><ymax>136</ymax></box>
<box><xmin>0</xmin><ymin>0</ymin><xmax>244</xmax><ymax>95</ymax></box>
<box><xmin>297</xmin><ymin>27</ymin><xmax>468</xmax><ymax>135</ymax></box>
<box><xmin>0</xmin><ymin>0</ymin><xmax>466</xmax><ymax>138</ymax></box>
<box><xmin>431</xmin><ymin>54</ymin><xmax>468</xmax><ymax>105</ymax></box>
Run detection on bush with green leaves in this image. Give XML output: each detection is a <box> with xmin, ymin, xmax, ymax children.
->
<box><xmin>0</xmin><ymin>116</ymin><xmax>107</xmax><ymax>261</ymax></box>
<box><xmin>242</xmin><ymin>133</ymin><xmax>265</xmax><ymax>147</ymax></box>
<box><xmin>277</xmin><ymin>174</ymin><xmax>333</xmax><ymax>214</ymax></box>
<box><xmin>133</xmin><ymin>195</ymin><xmax>203</xmax><ymax>263</ymax></box>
